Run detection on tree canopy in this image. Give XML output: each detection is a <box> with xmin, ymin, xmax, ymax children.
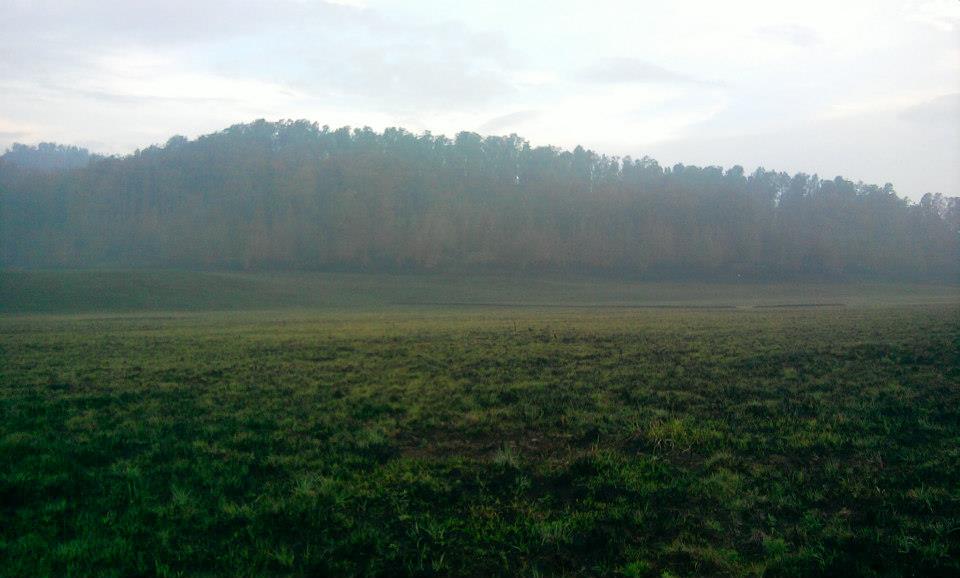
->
<box><xmin>1</xmin><ymin>119</ymin><xmax>957</xmax><ymax>279</ymax></box>
<box><xmin>0</xmin><ymin>142</ymin><xmax>97</xmax><ymax>172</ymax></box>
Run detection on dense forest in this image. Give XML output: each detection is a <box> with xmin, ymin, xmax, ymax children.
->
<box><xmin>0</xmin><ymin>143</ymin><xmax>98</xmax><ymax>172</ymax></box>
<box><xmin>1</xmin><ymin>119</ymin><xmax>957</xmax><ymax>279</ymax></box>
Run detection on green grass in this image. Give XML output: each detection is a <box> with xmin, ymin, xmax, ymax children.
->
<box><xmin>1</xmin><ymin>272</ymin><xmax>959</xmax><ymax>577</ymax></box>
<box><xmin>2</xmin><ymin>269</ymin><xmax>958</xmax><ymax>313</ymax></box>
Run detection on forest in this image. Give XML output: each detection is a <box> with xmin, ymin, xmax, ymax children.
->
<box><xmin>1</xmin><ymin>119</ymin><xmax>957</xmax><ymax>279</ymax></box>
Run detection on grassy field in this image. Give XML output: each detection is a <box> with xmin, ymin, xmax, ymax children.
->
<box><xmin>3</xmin><ymin>269</ymin><xmax>960</xmax><ymax>313</ymax></box>
<box><xmin>1</xmin><ymin>272</ymin><xmax>959</xmax><ymax>577</ymax></box>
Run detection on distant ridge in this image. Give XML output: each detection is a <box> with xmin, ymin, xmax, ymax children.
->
<box><xmin>1</xmin><ymin>119</ymin><xmax>957</xmax><ymax>280</ymax></box>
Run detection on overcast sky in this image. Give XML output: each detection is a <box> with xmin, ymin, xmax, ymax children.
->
<box><xmin>1</xmin><ymin>0</ymin><xmax>958</xmax><ymax>198</ymax></box>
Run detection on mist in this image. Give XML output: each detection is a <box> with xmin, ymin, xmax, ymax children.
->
<box><xmin>2</xmin><ymin>121</ymin><xmax>957</xmax><ymax>279</ymax></box>
<box><xmin>3</xmin><ymin>2</ymin><xmax>960</xmax><ymax>577</ymax></box>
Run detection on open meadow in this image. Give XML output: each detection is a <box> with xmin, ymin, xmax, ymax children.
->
<box><xmin>1</xmin><ymin>272</ymin><xmax>959</xmax><ymax>577</ymax></box>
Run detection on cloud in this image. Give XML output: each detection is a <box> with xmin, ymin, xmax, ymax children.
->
<box><xmin>0</xmin><ymin>0</ymin><xmax>369</xmax><ymax>106</ymax></box>
<box><xmin>577</xmin><ymin>58</ymin><xmax>718</xmax><ymax>86</ymax></box>
<box><xmin>648</xmin><ymin>108</ymin><xmax>960</xmax><ymax>198</ymax></box>
<box><xmin>754</xmin><ymin>24</ymin><xmax>821</xmax><ymax>47</ymax></box>
<box><xmin>0</xmin><ymin>0</ymin><xmax>362</xmax><ymax>47</ymax></box>
<box><xmin>0</xmin><ymin>116</ymin><xmax>37</xmax><ymax>138</ymax></box>
<box><xmin>309</xmin><ymin>20</ymin><xmax>516</xmax><ymax>112</ymax></box>
<box><xmin>899</xmin><ymin>93</ymin><xmax>960</xmax><ymax>125</ymax></box>
<box><xmin>0</xmin><ymin>51</ymin><xmax>304</xmax><ymax>112</ymax></box>
<box><xmin>0</xmin><ymin>117</ymin><xmax>39</xmax><ymax>150</ymax></box>
<box><xmin>306</xmin><ymin>41</ymin><xmax>515</xmax><ymax>111</ymax></box>
<box><xmin>903</xmin><ymin>0</ymin><xmax>960</xmax><ymax>31</ymax></box>
<box><xmin>0</xmin><ymin>0</ymin><xmax>520</xmax><ymax>116</ymax></box>
<box><xmin>477</xmin><ymin>110</ymin><xmax>539</xmax><ymax>133</ymax></box>
<box><xmin>0</xmin><ymin>131</ymin><xmax>28</xmax><ymax>141</ymax></box>
<box><xmin>820</xmin><ymin>90</ymin><xmax>956</xmax><ymax>120</ymax></box>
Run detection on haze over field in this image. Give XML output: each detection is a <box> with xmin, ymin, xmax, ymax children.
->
<box><xmin>3</xmin><ymin>3</ymin><xmax>960</xmax><ymax>578</ymax></box>
<box><xmin>1</xmin><ymin>0</ymin><xmax>958</xmax><ymax>199</ymax></box>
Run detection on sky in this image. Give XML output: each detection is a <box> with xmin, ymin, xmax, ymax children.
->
<box><xmin>1</xmin><ymin>0</ymin><xmax>958</xmax><ymax>199</ymax></box>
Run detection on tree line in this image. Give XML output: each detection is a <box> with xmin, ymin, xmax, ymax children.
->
<box><xmin>1</xmin><ymin>119</ymin><xmax>957</xmax><ymax>279</ymax></box>
<box><xmin>1</xmin><ymin>142</ymin><xmax>98</xmax><ymax>172</ymax></box>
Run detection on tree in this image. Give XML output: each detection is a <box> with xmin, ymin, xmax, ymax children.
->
<box><xmin>1</xmin><ymin>120</ymin><xmax>955</xmax><ymax>280</ymax></box>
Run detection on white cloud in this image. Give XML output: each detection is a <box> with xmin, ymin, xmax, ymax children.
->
<box><xmin>753</xmin><ymin>24</ymin><xmax>821</xmax><ymax>47</ymax></box>
<box><xmin>819</xmin><ymin>90</ymin><xmax>956</xmax><ymax>120</ymax></box>
<box><xmin>478</xmin><ymin>110</ymin><xmax>540</xmax><ymax>134</ymax></box>
<box><xmin>904</xmin><ymin>0</ymin><xmax>960</xmax><ymax>31</ymax></box>
<box><xmin>82</xmin><ymin>51</ymin><xmax>304</xmax><ymax>105</ymax></box>
<box><xmin>0</xmin><ymin>116</ymin><xmax>38</xmax><ymax>140</ymax></box>
<box><xmin>577</xmin><ymin>59</ymin><xmax>719</xmax><ymax>86</ymax></box>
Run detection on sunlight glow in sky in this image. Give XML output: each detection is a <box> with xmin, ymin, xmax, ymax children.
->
<box><xmin>1</xmin><ymin>0</ymin><xmax>958</xmax><ymax>198</ymax></box>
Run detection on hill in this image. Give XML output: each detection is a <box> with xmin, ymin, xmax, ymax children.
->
<box><xmin>1</xmin><ymin>120</ymin><xmax>957</xmax><ymax>279</ymax></box>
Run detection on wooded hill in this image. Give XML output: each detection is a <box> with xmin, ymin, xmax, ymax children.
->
<box><xmin>1</xmin><ymin>120</ymin><xmax>957</xmax><ymax>279</ymax></box>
